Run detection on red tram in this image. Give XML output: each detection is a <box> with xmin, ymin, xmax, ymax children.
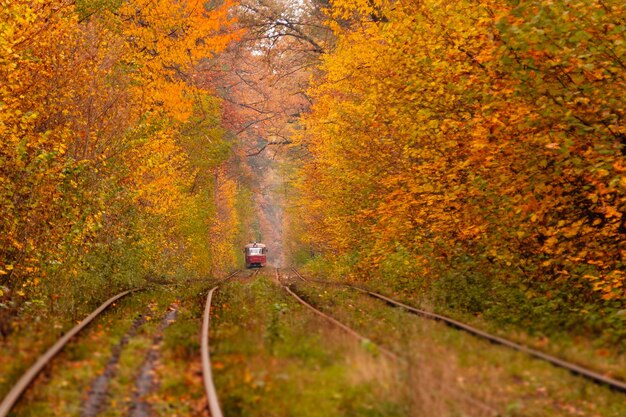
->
<box><xmin>244</xmin><ymin>242</ymin><xmax>267</xmax><ymax>268</ymax></box>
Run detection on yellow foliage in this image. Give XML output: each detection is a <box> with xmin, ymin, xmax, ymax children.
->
<box><xmin>0</xmin><ymin>0</ymin><xmax>241</xmax><ymax>304</ymax></box>
<box><xmin>209</xmin><ymin>168</ymin><xmax>242</xmax><ymax>274</ymax></box>
<box><xmin>294</xmin><ymin>0</ymin><xmax>626</xmax><ymax>302</ymax></box>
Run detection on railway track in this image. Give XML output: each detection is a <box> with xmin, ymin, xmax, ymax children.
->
<box><xmin>0</xmin><ymin>270</ymin><xmax>248</xmax><ymax>417</ymax></box>
<box><xmin>12</xmin><ymin>266</ymin><xmax>614</xmax><ymax>416</ymax></box>
<box><xmin>201</xmin><ymin>268</ymin><xmax>259</xmax><ymax>417</ymax></box>
<box><xmin>289</xmin><ymin>267</ymin><xmax>626</xmax><ymax>394</ymax></box>
<box><xmin>276</xmin><ymin>268</ymin><xmax>399</xmax><ymax>361</ymax></box>
<box><xmin>277</xmin><ymin>268</ymin><xmax>499</xmax><ymax>416</ymax></box>
<box><xmin>0</xmin><ymin>288</ymin><xmax>141</xmax><ymax>417</ymax></box>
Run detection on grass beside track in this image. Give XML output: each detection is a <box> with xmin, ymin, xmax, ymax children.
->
<box><xmin>293</xmin><ymin>281</ymin><xmax>626</xmax><ymax>417</ymax></box>
<box><xmin>210</xmin><ymin>271</ymin><xmax>409</xmax><ymax>416</ymax></box>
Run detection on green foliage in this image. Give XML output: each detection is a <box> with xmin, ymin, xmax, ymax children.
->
<box><xmin>75</xmin><ymin>0</ymin><xmax>124</xmax><ymax>19</ymax></box>
<box><xmin>265</xmin><ymin>302</ymin><xmax>288</xmax><ymax>352</ymax></box>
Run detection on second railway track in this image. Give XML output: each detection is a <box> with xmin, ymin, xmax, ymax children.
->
<box><xmin>276</xmin><ymin>268</ymin><xmax>400</xmax><ymax>361</ymax></box>
<box><xmin>0</xmin><ymin>288</ymin><xmax>142</xmax><ymax>417</ymax></box>
<box><xmin>277</xmin><ymin>267</ymin><xmax>500</xmax><ymax>416</ymax></box>
<box><xmin>288</xmin><ymin>267</ymin><xmax>626</xmax><ymax>394</ymax></box>
<box><xmin>1</xmin><ymin>270</ymin><xmax>245</xmax><ymax>417</ymax></box>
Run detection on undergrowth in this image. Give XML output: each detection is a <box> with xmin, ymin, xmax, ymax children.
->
<box><xmin>293</xmin><ymin>280</ymin><xmax>626</xmax><ymax>417</ymax></box>
<box><xmin>210</xmin><ymin>274</ymin><xmax>409</xmax><ymax>416</ymax></box>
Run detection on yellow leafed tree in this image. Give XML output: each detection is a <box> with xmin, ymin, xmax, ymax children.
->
<box><xmin>294</xmin><ymin>0</ymin><xmax>626</xmax><ymax>341</ymax></box>
<box><xmin>0</xmin><ymin>0</ymin><xmax>243</xmax><ymax>330</ymax></box>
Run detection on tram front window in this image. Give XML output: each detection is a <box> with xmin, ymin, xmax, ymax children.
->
<box><xmin>248</xmin><ymin>247</ymin><xmax>263</xmax><ymax>255</ymax></box>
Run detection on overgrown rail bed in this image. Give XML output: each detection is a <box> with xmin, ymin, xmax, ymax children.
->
<box><xmin>201</xmin><ymin>268</ymin><xmax>247</xmax><ymax>417</ymax></box>
<box><xmin>289</xmin><ymin>268</ymin><xmax>626</xmax><ymax>393</ymax></box>
<box><xmin>284</xmin><ymin>267</ymin><xmax>626</xmax><ymax>417</ymax></box>
<box><xmin>206</xmin><ymin>268</ymin><xmax>410</xmax><ymax>416</ymax></box>
<box><xmin>0</xmin><ymin>289</ymin><xmax>139</xmax><ymax>417</ymax></box>
<box><xmin>0</xmin><ymin>278</ymin><xmax>229</xmax><ymax>417</ymax></box>
<box><xmin>4</xmin><ymin>267</ymin><xmax>625</xmax><ymax>416</ymax></box>
<box><xmin>277</xmin><ymin>268</ymin><xmax>499</xmax><ymax>416</ymax></box>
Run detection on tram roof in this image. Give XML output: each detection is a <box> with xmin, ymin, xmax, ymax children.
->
<box><xmin>245</xmin><ymin>242</ymin><xmax>266</xmax><ymax>248</ymax></box>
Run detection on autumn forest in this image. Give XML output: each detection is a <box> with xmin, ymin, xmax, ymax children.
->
<box><xmin>1</xmin><ymin>0</ymin><xmax>626</xmax><ymax>415</ymax></box>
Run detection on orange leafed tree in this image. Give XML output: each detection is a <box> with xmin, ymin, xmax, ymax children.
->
<box><xmin>0</xmin><ymin>0</ymin><xmax>242</xmax><ymax>328</ymax></box>
<box><xmin>294</xmin><ymin>0</ymin><xmax>625</xmax><ymax>340</ymax></box>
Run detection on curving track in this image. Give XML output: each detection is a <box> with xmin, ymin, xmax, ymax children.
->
<box><xmin>0</xmin><ymin>289</ymin><xmax>142</xmax><ymax>417</ymax></box>
<box><xmin>0</xmin><ymin>269</ymin><xmax>253</xmax><ymax>417</ymax></box>
<box><xmin>202</xmin><ymin>286</ymin><xmax>224</xmax><ymax>417</ymax></box>
<box><xmin>289</xmin><ymin>267</ymin><xmax>626</xmax><ymax>394</ymax></box>
<box><xmin>277</xmin><ymin>268</ymin><xmax>400</xmax><ymax>361</ymax></box>
<box><xmin>278</xmin><ymin>268</ymin><xmax>499</xmax><ymax>416</ymax></box>
<box><xmin>201</xmin><ymin>269</ymin><xmax>258</xmax><ymax>417</ymax></box>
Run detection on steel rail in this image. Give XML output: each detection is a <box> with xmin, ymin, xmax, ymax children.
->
<box><xmin>290</xmin><ymin>267</ymin><xmax>626</xmax><ymax>393</ymax></box>
<box><xmin>277</xmin><ymin>269</ymin><xmax>399</xmax><ymax>361</ymax></box>
<box><xmin>199</xmin><ymin>269</ymin><xmax>241</xmax><ymax>417</ymax></box>
<box><xmin>221</xmin><ymin>269</ymin><xmax>242</xmax><ymax>283</ymax></box>
<box><xmin>201</xmin><ymin>286</ymin><xmax>224</xmax><ymax>417</ymax></box>
<box><xmin>291</xmin><ymin>268</ymin><xmax>306</xmax><ymax>282</ymax></box>
<box><xmin>0</xmin><ymin>289</ymin><xmax>140</xmax><ymax>417</ymax></box>
<box><xmin>286</xmin><ymin>269</ymin><xmax>498</xmax><ymax>416</ymax></box>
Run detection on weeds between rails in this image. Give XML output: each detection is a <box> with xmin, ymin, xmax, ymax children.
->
<box><xmin>1</xmin><ymin>271</ymin><xmax>242</xmax><ymax>417</ymax></box>
<box><xmin>276</xmin><ymin>269</ymin><xmax>399</xmax><ymax>361</ymax></box>
<box><xmin>277</xmin><ymin>268</ymin><xmax>500</xmax><ymax>416</ymax></box>
<box><xmin>0</xmin><ymin>289</ymin><xmax>141</xmax><ymax>417</ymax></box>
<box><xmin>289</xmin><ymin>267</ymin><xmax>626</xmax><ymax>394</ymax></box>
<box><xmin>200</xmin><ymin>269</ymin><xmax>245</xmax><ymax>417</ymax></box>
<box><xmin>210</xmin><ymin>272</ymin><xmax>411</xmax><ymax>416</ymax></box>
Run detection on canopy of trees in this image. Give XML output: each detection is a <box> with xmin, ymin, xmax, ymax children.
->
<box><xmin>0</xmin><ymin>0</ymin><xmax>242</xmax><ymax>328</ymax></box>
<box><xmin>2</xmin><ymin>0</ymin><xmax>625</xmax><ymax>346</ymax></box>
<box><xmin>294</xmin><ymin>0</ymin><xmax>626</xmax><ymax>342</ymax></box>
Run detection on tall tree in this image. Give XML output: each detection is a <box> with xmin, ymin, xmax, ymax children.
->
<box><xmin>294</xmin><ymin>0</ymin><xmax>626</xmax><ymax>340</ymax></box>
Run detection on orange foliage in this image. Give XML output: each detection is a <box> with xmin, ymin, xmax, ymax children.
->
<box><xmin>0</xmin><ymin>0</ymin><xmax>241</xmax><ymax>317</ymax></box>
<box><xmin>295</xmin><ymin>0</ymin><xmax>626</xmax><ymax>307</ymax></box>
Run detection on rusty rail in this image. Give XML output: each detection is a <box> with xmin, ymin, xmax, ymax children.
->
<box><xmin>0</xmin><ymin>289</ymin><xmax>141</xmax><ymax>417</ymax></box>
<box><xmin>201</xmin><ymin>287</ymin><xmax>223</xmax><ymax>417</ymax></box>
<box><xmin>277</xmin><ymin>269</ymin><xmax>399</xmax><ymax>361</ymax></box>
<box><xmin>282</xmin><ymin>268</ymin><xmax>498</xmax><ymax>416</ymax></box>
<box><xmin>200</xmin><ymin>270</ymin><xmax>240</xmax><ymax>417</ymax></box>
<box><xmin>290</xmin><ymin>267</ymin><xmax>626</xmax><ymax>393</ymax></box>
